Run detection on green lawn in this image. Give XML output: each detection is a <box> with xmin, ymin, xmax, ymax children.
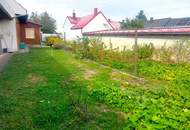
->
<box><xmin>0</xmin><ymin>48</ymin><xmax>189</xmax><ymax>129</ymax></box>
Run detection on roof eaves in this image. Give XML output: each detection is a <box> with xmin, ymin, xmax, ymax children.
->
<box><xmin>66</xmin><ymin>16</ymin><xmax>72</xmax><ymax>23</ymax></box>
<box><xmin>27</xmin><ymin>20</ymin><xmax>42</xmax><ymax>26</ymax></box>
<box><xmin>0</xmin><ymin>3</ymin><xmax>12</xmax><ymax>19</ymax></box>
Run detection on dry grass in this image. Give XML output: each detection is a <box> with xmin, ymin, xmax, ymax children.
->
<box><xmin>26</xmin><ymin>74</ymin><xmax>47</xmax><ymax>85</ymax></box>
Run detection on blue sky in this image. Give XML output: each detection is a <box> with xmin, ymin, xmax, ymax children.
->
<box><xmin>17</xmin><ymin>0</ymin><xmax>190</xmax><ymax>32</ymax></box>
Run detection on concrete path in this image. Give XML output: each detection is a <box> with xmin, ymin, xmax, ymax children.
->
<box><xmin>0</xmin><ymin>53</ymin><xmax>13</xmax><ymax>72</ymax></box>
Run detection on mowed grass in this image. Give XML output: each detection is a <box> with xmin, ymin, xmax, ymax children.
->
<box><xmin>0</xmin><ymin>48</ymin><xmax>189</xmax><ymax>129</ymax></box>
<box><xmin>0</xmin><ymin>48</ymin><xmax>126</xmax><ymax>130</ymax></box>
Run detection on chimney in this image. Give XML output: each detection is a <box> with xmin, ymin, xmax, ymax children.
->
<box><xmin>94</xmin><ymin>8</ymin><xmax>98</xmax><ymax>15</ymax></box>
<box><xmin>73</xmin><ymin>9</ymin><xmax>76</xmax><ymax>19</ymax></box>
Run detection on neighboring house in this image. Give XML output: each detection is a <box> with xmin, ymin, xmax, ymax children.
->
<box><xmin>145</xmin><ymin>17</ymin><xmax>190</xmax><ymax>28</ymax></box>
<box><xmin>0</xmin><ymin>0</ymin><xmax>41</xmax><ymax>53</ymax></box>
<box><xmin>63</xmin><ymin>8</ymin><xmax>120</xmax><ymax>40</ymax></box>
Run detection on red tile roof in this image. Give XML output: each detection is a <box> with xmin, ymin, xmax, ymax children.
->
<box><xmin>67</xmin><ymin>16</ymin><xmax>81</xmax><ymax>24</ymax></box>
<box><xmin>109</xmin><ymin>21</ymin><xmax>121</xmax><ymax>30</ymax></box>
<box><xmin>67</xmin><ymin>9</ymin><xmax>118</xmax><ymax>30</ymax></box>
<box><xmin>83</xmin><ymin>27</ymin><xmax>190</xmax><ymax>36</ymax></box>
<box><xmin>71</xmin><ymin>13</ymin><xmax>98</xmax><ymax>29</ymax></box>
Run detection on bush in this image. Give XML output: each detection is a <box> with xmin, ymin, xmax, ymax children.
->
<box><xmin>153</xmin><ymin>40</ymin><xmax>190</xmax><ymax>64</ymax></box>
<box><xmin>157</xmin><ymin>43</ymin><xmax>173</xmax><ymax>63</ymax></box>
<box><xmin>53</xmin><ymin>43</ymin><xmax>64</xmax><ymax>49</ymax></box>
<box><xmin>173</xmin><ymin>40</ymin><xmax>190</xmax><ymax>63</ymax></box>
<box><xmin>74</xmin><ymin>37</ymin><xmax>107</xmax><ymax>60</ymax></box>
<box><xmin>45</xmin><ymin>36</ymin><xmax>63</xmax><ymax>46</ymax></box>
<box><xmin>136</xmin><ymin>43</ymin><xmax>154</xmax><ymax>59</ymax></box>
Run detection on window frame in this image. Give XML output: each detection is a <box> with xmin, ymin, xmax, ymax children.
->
<box><xmin>25</xmin><ymin>28</ymin><xmax>35</xmax><ymax>39</ymax></box>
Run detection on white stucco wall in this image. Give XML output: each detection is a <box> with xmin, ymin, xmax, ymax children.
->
<box><xmin>88</xmin><ymin>36</ymin><xmax>190</xmax><ymax>51</ymax></box>
<box><xmin>63</xmin><ymin>18</ymin><xmax>82</xmax><ymax>41</ymax></box>
<box><xmin>0</xmin><ymin>19</ymin><xmax>18</xmax><ymax>52</ymax></box>
<box><xmin>82</xmin><ymin>13</ymin><xmax>113</xmax><ymax>33</ymax></box>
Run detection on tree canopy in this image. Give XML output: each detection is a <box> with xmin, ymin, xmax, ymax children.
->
<box><xmin>121</xmin><ymin>10</ymin><xmax>147</xmax><ymax>29</ymax></box>
<box><xmin>135</xmin><ymin>10</ymin><xmax>147</xmax><ymax>22</ymax></box>
<box><xmin>30</xmin><ymin>12</ymin><xmax>57</xmax><ymax>34</ymax></box>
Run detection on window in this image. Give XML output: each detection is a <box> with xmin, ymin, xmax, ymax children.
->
<box><xmin>25</xmin><ymin>28</ymin><xmax>35</xmax><ymax>39</ymax></box>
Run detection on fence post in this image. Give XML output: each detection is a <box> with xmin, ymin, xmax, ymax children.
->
<box><xmin>134</xmin><ymin>29</ymin><xmax>138</xmax><ymax>75</ymax></box>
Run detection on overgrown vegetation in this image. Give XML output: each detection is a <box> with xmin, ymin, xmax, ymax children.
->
<box><xmin>61</xmin><ymin>38</ymin><xmax>190</xmax><ymax>129</ymax></box>
<box><xmin>0</xmin><ymin>41</ymin><xmax>189</xmax><ymax>129</ymax></box>
<box><xmin>70</xmin><ymin>37</ymin><xmax>190</xmax><ymax>65</ymax></box>
<box><xmin>137</xmin><ymin>43</ymin><xmax>154</xmax><ymax>59</ymax></box>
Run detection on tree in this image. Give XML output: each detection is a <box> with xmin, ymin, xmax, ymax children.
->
<box><xmin>30</xmin><ymin>12</ymin><xmax>57</xmax><ymax>34</ymax></box>
<box><xmin>121</xmin><ymin>10</ymin><xmax>147</xmax><ymax>29</ymax></box>
<box><xmin>40</xmin><ymin>12</ymin><xmax>57</xmax><ymax>33</ymax></box>
<box><xmin>121</xmin><ymin>18</ymin><xmax>144</xmax><ymax>29</ymax></box>
<box><xmin>135</xmin><ymin>10</ymin><xmax>147</xmax><ymax>22</ymax></box>
<box><xmin>30</xmin><ymin>12</ymin><xmax>40</xmax><ymax>23</ymax></box>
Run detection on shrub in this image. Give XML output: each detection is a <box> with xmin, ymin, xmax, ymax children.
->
<box><xmin>173</xmin><ymin>40</ymin><xmax>190</xmax><ymax>63</ymax></box>
<box><xmin>88</xmin><ymin>39</ymin><xmax>106</xmax><ymax>60</ymax></box>
<box><xmin>159</xmin><ymin>43</ymin><xmax>173</xmax><ymax>63</ymax></box>
<box><xmin>136</xmin><ymin>43</ymin><xmax>154</xmax><ymax>59</ymax></box>
<box><xmin>46</xmin><ymin>36</ymin><xmax>63</xmax><ymax>46</ymax></box>
<box><xmin>74</xmin><ymin>37</ymin><xmax>107</xmax><ymax>60</ymax></box>
<box><xmin>53</xmin><ymin>43</ymin><xmax>64</xmax><ymax>49</ymax></box>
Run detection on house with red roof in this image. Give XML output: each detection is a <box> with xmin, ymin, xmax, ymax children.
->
<box><xmin>63</xmin><ymin>8</ymin><xmax>120</xmax><ymax>40</ymax></box>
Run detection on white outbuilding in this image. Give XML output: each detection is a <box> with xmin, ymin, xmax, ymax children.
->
<box><xmin>0</xmin><ymin>0</ymin><xmax>27</xmax><ymax>53</ymax></box>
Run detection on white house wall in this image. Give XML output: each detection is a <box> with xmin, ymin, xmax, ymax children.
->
<box><xmin>88</xmin><ymin>36</ymin><xmax>190</xmax><ymax>51</ymax></box>
<box><xmin>0</xmin><ymin>19</ymin><xmax>18</xmax><ymax>52</ymax></box>
<box><xmin>63</xmin><ymin>18</ymin><xmax>82</xmax><ymax>40</ymax></box>
<box><xmin>82</xmin><ymin>13</ymin><xmax>113</xmax><ymax>33</ymax></box>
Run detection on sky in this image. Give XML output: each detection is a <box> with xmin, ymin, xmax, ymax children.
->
<box><xmin>17</xmin><ymin>0</ymin><xmax>190</xmax><ymax>32</ymax></box>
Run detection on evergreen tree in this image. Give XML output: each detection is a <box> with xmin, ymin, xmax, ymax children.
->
<box><xmin>30</xmin><ymin>12</ymin><xmax>57</xmax><ymax>33</ymax></box>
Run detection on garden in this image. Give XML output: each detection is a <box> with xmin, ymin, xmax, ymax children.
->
<box><xmin>0</xmin><ymin>37</ymin><xmax>189</xmax><ymax>129</ymax></box>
